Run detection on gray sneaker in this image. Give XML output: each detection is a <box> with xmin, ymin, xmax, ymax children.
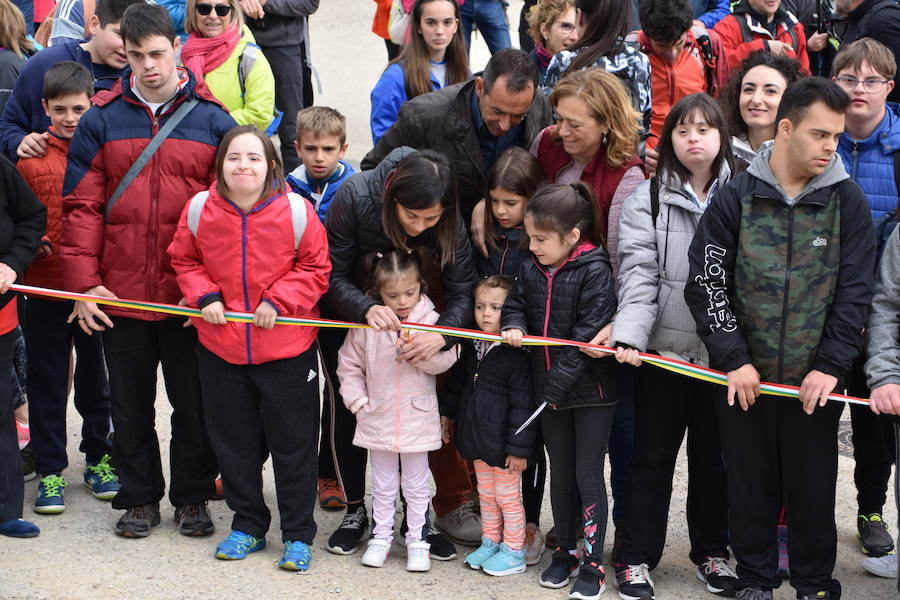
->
<box><xmin>434</xmin><ymin>502</ymin><xmax>482</xmax><ymax>546</ymax></box>
<box><xmin>862</xmin><ymin>553</ymin><xmax>898</xmax><ymax>578</ymax></box>
<box><xmin>736</xmin><ymin>589</ymin><xmax>773</xmax><ymax>600</ymax></box>
<box><xmin>858</xmin><ymin>514</ymin><xmax>895</xmax><ymax>557</ymax></box>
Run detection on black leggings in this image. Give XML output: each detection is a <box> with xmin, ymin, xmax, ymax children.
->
<box><xmin>522</xmin><ymin>439</ymin><xmax>546</xmax><ymax>526</ymax></box>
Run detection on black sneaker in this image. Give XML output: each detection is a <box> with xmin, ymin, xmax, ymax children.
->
<box><xmin>21</xmin><ymin>444</ymin><xmax>36</xmax><ymax>482</ymax></box>
<box><xmin>858</xmin><ymin>514</ymin><xmax>895</xmax><ymax>557</ymax></box>
<box><xmin>540</xmin><ymin>548</ymin><xmax>580</xmax><ymax>589</ymax></box>
<box><xmin>174</xmin><ymin>502</ymin><xmax>215</xmax><ymax>536</ymax></box>
<box><xmin>697</xmin><ymin>556</ymin><xmax>738</xmax><ymax>596</ymax></box>
<box><xmin>115</xmin><ymin>503</ymin><xmax>161</xmax><ymax>538</ymax></box>
<box><xmin>326</xmin><ymin>505</ymin><xmax>368</xmax><ymax>555</ymax></box>
<box><xmin>569</xmin><ymin>567</ymin><xmax>606</xmax><ymax>600</ymax></box>
<box><xmin>615</xmin><ymin>563</ymin><xmax>655</xmax><ymax>599</ymax></box>
<box><xmin>426</xmin><ymin>525</ymin><xmax>458</xmax><ymax>560</ymax></box>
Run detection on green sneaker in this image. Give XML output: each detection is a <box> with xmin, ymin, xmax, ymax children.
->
<box><xmin>34</xmin><ymin>474</ymin><xmax>66</xmax><ymax>514</ymax></box>
<box><xmin>84</xmin><ymin>454</ymin><xmax>120</xmax><ymax>500</ymax></box>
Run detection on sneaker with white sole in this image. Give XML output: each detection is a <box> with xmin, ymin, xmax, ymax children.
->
<box><xmin>482</xmin><ymin>543</ymin><xmax>527</xmax><ymax>576</ymax></box>
<box><xmin>569</xmin><ymin>567</ymin><xmax>607</xmax><ymax>600</ymax></box>
<box><xmin>406</xmin><ymin>540</ymin><xmax>431</xmax><ymax>572</ymax></box>
<box><xmin>326</xmin><ymin>505</ymin><xmax>368</xmax><ymax>555</ymax></box>
<box><xmin>464</xmin><ymin>537</ymin><xmax>500</xmax><ymax>570</ymax></box>
<box><xmin>862</xmin><ymin>553</ymin><xmax>898</xmax><ymax>578</ymax></box>
<box><xmin>540</xmin><ymin>548</ymin><xmax>580</xmax><ymax>588</ymax></box>
<box><xmin>360</xmin><ymin>538</ymin><xmax>390</xmax><ymax>568</ymax></box>
<box><xmin>614</xmin><ymin>562</ymin><xmax>655</xmax><ymax>600</ymax></box>
<box><xmin>696</xmin><ymin>556</ymin><xmax>738</xmax><ymax>596</ymax></box>
<box><xmin>525</xmin><ymin>523</ymin><xmax>545</xmax><ymax>566</ymax></box>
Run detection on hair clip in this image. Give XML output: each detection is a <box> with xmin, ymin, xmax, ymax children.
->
<box><xmin>375</xmin><ymin>252</ymin><xmax>383</xmax><ymax>259</ymax></box>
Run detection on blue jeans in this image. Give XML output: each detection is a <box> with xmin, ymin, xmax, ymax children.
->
<box><xmin>459</xmin><ymin>0</ymin><xmax>511</xmax><ymax>55</ymax></box>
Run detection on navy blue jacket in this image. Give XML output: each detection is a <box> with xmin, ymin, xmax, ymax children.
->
<box><xmin>477</xmin><ymin>223</ymin><xmax>528</xmax><ymax>278</ymax></box>
<box><xmin>838</xmin><ymin>103</ymin><xmax>900</xmax><ymax>222</ymax></box>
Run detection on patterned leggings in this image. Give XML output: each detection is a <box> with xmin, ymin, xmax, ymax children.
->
<box><xmin>474</xmin><ymin>459</ymin><xmax>526</xmax><ymax>550</ymax></box>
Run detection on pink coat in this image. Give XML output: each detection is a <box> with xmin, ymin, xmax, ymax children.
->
<box><xmin>337</xmin><ymin>294</ymin><xmax>458</xmax><ymax>453</ymax></box>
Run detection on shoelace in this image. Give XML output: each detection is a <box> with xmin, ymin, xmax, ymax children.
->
<box><xmin>705</xmin><ymin>556</ymin><xmax>737</xmax><ymax>579</ymax></box>
<box><xmin>86</xmin><ymin>455</ymin><xmax>117</xmax><ymax>483</ymax></box>
<box><xmin>40</xmin><ymin>475</ymin><xmax>66</xmax><ymax>497</ymax></box>
<box><xmin>226</xmin><ymin>532</ymin><xmax>258</xmax><ymax>553</ymax></box>
<box><xmin>340</xmin><ymin>510</ymin><xmax>366</xmax><ymax>531</ymax></box>
<box><xmin>619</xmin><ymin>563</ymin><xmax>651</xmax><ymax>585</ymax></box>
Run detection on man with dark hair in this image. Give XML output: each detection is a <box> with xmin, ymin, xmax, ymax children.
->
<box><xmin>835</xmin><ymin>0</ymin><xmax>900</xmax><ymax>103</ymax></box>
<box><xmin>0</xmin><ymin>0</ymin><xmax>144</xmax><ymax>161</ymax></box>
<box><xmin>686</xmin><ymin>77</ymin><xmax>875</xmax><ymax>600</ymax></box>
<box><xmin>60</xmin><ymin>1</ymin><xmax>236</xmax><ymax>538</ymax></box>
<box><xmin>714</xmin><ymin>0</ymin><xmax>810</xmax><ymax>72</ymax></box>
<box><xmin>631</xmin><ymin>0</ymin><xmax>731</xmax><ymax>29</ymax></box>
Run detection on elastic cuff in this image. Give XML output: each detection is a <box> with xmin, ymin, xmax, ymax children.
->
<box><xmin>197</xmin><ymin>292</ymin><xmax>222</xmax><ymax>309</ymax></box>
<box><xmin>262</xmin><ymin>298</ymin><xmax>280</xmax><ymax>314</ymax></box>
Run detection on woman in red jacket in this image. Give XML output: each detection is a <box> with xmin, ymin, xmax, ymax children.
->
<box><xmin>167</xmin><ymin>125</ymin><xmax>331</xmax><ymax>572</ymax></box>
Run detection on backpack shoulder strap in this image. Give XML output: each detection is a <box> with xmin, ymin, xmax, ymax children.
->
<box><xmin>286</xmin><ymin>193</ymin><xmax>309</xmax><ymax>251</ymax></box>
<box><xmin>237</xmin><ymin>44</ymin><xmax>259</xmax><ymax>98</ymax></box>
<box><xmin>650</xmin><ymin>177</ymin><xmax>660</xmax><ymax>227</ymax></box>
<box><xmin>186</xmin><ymin>191</ymin><xmax>210</xmax><ymax>237</ymax></box>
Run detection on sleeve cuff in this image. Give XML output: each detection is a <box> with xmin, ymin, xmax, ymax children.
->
<box><xmin>262</xmin><ymin>298</ymin><xmax>280</xmax><ymax>315</ymax></box>
<box><xmin>198</xmin><ymin>292</ymin><xmax>223</xmax><ymax>309</ymax></box>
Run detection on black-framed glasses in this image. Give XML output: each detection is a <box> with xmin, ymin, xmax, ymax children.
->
<box><xmin>835</xmin><ymin>76</ymin><xmax>890</xmax><ymax>93</ymax></box>
<box><xmin>196</xmin><ymin>3</ymin><xmax>232</xmax><ymax>17</ymax></box>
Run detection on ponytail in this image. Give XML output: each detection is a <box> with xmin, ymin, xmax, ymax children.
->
<box><xmin>526</xmin><ymin>182</ymin><xmax>605</xmax><ymax>248</ymax></box>
<box><xmin>360</xmin><ymin>249</ymin><xmax>430</xmax><ymax>300</ymax></box>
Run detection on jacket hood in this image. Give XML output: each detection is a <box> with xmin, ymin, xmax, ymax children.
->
<box><xmin>839</xmin><ymin>102</ymin><xmax>900</xmax><ymax>156</ymax></box>
<box><xmin>659</xmin><ymin>160</ymin><xmax>732</xmax><ymax>211</ymax></box>
<box><xmin>287</xmin><ymin>160</ymin><xmax>350</xmax><ymax>187</ymax></box>
<box><xmin>366</xmin><ymin>146</ymin><xmax>418</xmax><ymax>212</ymax></box>
<box><xmin>406</xmin><ymin>293</ymin><xmax>437</xmax><ymax>323</ymax></box>
<box><xmin>748</xmin><ymin>141</ymin><xmax>849</xmax><ymax>203</ymax></box>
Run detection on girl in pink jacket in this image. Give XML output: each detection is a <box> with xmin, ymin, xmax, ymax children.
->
<box><xmin>336</xmin><ymin>250</ymin><xmax>458</xmax><ymax>573</ymax></box>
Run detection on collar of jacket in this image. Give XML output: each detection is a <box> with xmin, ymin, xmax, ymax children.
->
<box><xmin>746</xmin><ymin>143</ymin><xmax>847</xmax><ymax>207</ymax></box>
<box><xmin>840</xmin><ymin>102</ymin><xmax>900</xmax><ymax>155</ymax></box>
<box><xmin>92</xmin><ymin>66</ymin><xmax>224</xmax><ymax>110</ymax></box>
<box><xmin>733</xmin><ymin>0</ymin><xmax>797</xmax><ymax>31</ymax></box>
<box><xmin>659</xmin><ymin>160</ymin><xmax>732</xmax><ymax>211</ymax></box>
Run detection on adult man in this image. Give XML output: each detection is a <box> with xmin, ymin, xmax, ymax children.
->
<box><xmin>0</xmin><ymin>0</ymin><xmax>142</xmax><ymax>161</ymax></box>
<box><xmin>714</xmin><ymin>0</ymin><xmax>810</xmax><ymax>72</ymax></box>
<box><xmin>835</xmin><ymin>0</ymin><xmax>900</xmax><ymax>103</ymax></box>
<box><xmin>61</xmin><ymin>2</ymin><xmax>236</xmax><ymax>538</ymax></box>
<box><xmin>686</xmin><ymin>77</ymin><xmax>875</xmax><ymax>600</ymax></box>
<box><xmin>832</xmin><ymin>37</ymin><xmax>900</xmax><ymax>564</ymax></box>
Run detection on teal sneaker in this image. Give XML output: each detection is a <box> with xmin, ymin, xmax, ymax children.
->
<box><xmin>34</xmin><ymin>474</ymin><xmax>66</xmax><ymax>514</ymax></box>
<box><xmin>279</xmin><ymin>540</ymin><xmax>312</xmax><ymax>572</ymax></box>
<box><xmin>464</xmin><ymin>537</ymin><xmax>500</xmax><ymax>570</ymax></box>
<box><xmin>215</xmin><ymin>530</ymin><xmax>266</xmax><ymax>560</ymax></box>
<box><xmin>84</xmin><ymin>454</ymin><xmax>120</xmax><ymax>500</ymax></box>
<box><xmin>482</xmin><ymin>543</ymin><xmax>527</xmax><ymax>576</ymax></box>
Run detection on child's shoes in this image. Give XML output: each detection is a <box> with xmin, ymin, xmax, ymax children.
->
<box><xmin>481</xmin><ymin>543</ymin><xmax>526</xmax><ymax>576</ymax></box>
<box><xmin>464</xmin><ymin>537</ymin><xmax>500</xmax><ymax>570</ymax></box>
<box><xmin>34</xmin><ymin>474</ymin><xmax>66</xmax><ymax>514</ymax></box>
<box><xmin>568</xmin><ymin>566</ymin><xmax>606</xmax><ymax>600</ymax></box>
<box><xmin>361</xmin><ymin>538</ymin><xmax>391</xmax><ymax>567</ymax></box>
<box><xmin>406</xmin><ymin>540</ymin><xmax>431</xmax><ymax>572</ymax></box>
<box><xmin>83</xmin><ymin>454</ymin><xmax>120</xmax><ymax>500</ymax></box>
<box><xmin>215</xmin><ymin>530</ymin><xmax>266</xmax><ymax>560</ymax></box>
<box><xmin>279</xmin><ymin>540</ymin><xmax>311</xmax><ymax>572</ymax></box>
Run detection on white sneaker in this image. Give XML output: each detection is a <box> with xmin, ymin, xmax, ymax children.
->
<box><xmin>360</xmin><ymin>538</ymin><xmax>390</xmax><ymax>568</ymax></box>
<box><xmin>862</xmin><ymin>553</ymin><xmax>898</xmax><ymax>578</ymax></box>
<box><xmin>407</xmin><ymin>540</ymin><xmax>432</xmax><ymax>572</ymax></box>
<box><xmin>525</xmin><ymin>523</ymin><xmax>545</xmax><ymax>566</ymax></box>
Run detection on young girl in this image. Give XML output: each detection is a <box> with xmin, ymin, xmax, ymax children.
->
<box><xmin>369</xmin><ymin>0</ymin><xmax>469</xmax><ymax>144</ymax></box>
<box><xmin>501</xmin><ymin>182</ymin><xmax>618</xmax><ymax>599</ymax></box>
<box><xmin>336</xmin><ymin>250</ymin><xmax>458</xmax><ymax>573</ymax></box>
<box><xmin>478</xmin><ymin>147</ymin><xmax>544</xmax><ymax>277</ymax></box>
<box><xmin>167</xmin><ymin>125</ymin><xmax>331</xmax><ymax>571</ymax></box>
<box><xmin>606</xmin><ymin>93</ymin><xmax>738</xmax><ymax>599</ymax></box>
<box><xmin>439</xmin><ymin>275</ymin><xmax>535</xmax><ymax>576</ymax></box>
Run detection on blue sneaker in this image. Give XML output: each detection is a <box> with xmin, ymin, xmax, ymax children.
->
<box><xmin>279</xmin><ymin>540</ymin><xmax>312</xmax><ymax>572</ymax></box>
<box><xmin>215</xmin><ymin>531</ymin><xmax>266</xmax><ymax>560</ymax></box>
<box><xmin>84</xmin><ymin>454</ymin><xmax>120</xmax><ymax>500</ymax></box>
<box><xmin>464</xmin><ymin>537</ymin><xmax>500</xmax><ymax>570</ymax></box>
<box><xmin>0</xmin><ymin>518</ymin><xmax>40</xmax><ymax>537</ymax></box>
<box><xmin>34</xmin><ymin>474</ymin><xmax>66</xmax><ymax>514</ymax></box>
<box><xmin>482</xmin><ymin>543</ymin><xmax>527</xmax><ymax>576</ymax></box>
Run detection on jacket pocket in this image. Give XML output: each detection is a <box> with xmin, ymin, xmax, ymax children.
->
<box><xmin>362</xmin><ymin>396</ymin><xmax>386</xmax><ymax>414</ymax></box>
<box><xmin>410</xmin><ymin>396</ymin><xmax>437</xmax><ymax>412</ymax></box>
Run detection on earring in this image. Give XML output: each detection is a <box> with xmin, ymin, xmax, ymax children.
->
<box><xmin>602</xmin><ymin>132</ymin><xmax>609</xmax><ymax>145</ymax></box>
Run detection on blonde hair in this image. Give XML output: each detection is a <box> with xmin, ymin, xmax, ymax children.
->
<box><xmin>527</xmin><ymin>0</ymin><xmax>575</xmax><ymax>47</ymax></box>
<box><xmin>184</xmin><ymin>0</ymin><xmax>244</xmax><ymax>35</ymax></box>
<box><xmin>550</xmin><ymin>69</ymin><xmax>640</xmax><ymax>168</ymax></box>
<box><xmin>0</xmin><ymin>0</ymin><xmax>33</xmax><ymax>59</ymax></box>
<box><xmin>296</xmin><ymin>106</ymin><xmax>347</xmax><ymax>145</ymax></box>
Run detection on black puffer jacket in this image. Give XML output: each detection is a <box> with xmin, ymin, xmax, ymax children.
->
<box><xmin>477</xmin><ymin>223</ymin><xmax>528</xmax><ymax>277</ymax></box>
<box><xmin>323</xmin><ymin>146</ymin><xmax>479</xmax><ymax>337</ymax></box>
<box><xmin>439</xmin><ymin>340</ymin><xmax>536</xmax><ymax>467</ymax></box>
<box><xmin>0</xmin><ymin>155</ymin><xmax>46</xmax><ymax>311</ymax></box>
<box><xmin>501</xmin><ymin>242</ymin><xmax>618</xmax><ymax>409</ymax></box>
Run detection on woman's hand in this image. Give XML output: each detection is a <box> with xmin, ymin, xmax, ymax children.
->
<box><xmin>501</xmin><ymin>328</ymin><xmax>524</xmax><ymax>348</ymax></box>
<box><xmin>366</xmin><ymin>304</ymin><xmax>402</xmax><ymax>331</ymax></box>
<box><xmin>397</xmin><ymin>331</ymin><xmax>445</xmax><ymax>364</ymax></box>
<box><xmin>580</xmin><ymin>323</ymin><xmax>612</xmax><ymax>358</ymax></box>
<box><xmin>506</xmin><ymin>456</ymin><xmax>527</xmax><ymax>472</ymax></box>
<box><xmin>469</xmin><ymin>199</ymin><xmax>488</xmax><ymax>258</ymax></box>
<box><xmin>68</xmin><ymin>285</ymin><xmax>116</xmax><ymax>335</ymax></box>
<box><xmin>253</xmin><ymin>301</ymin><xmax>277</xmax><ymax>329</ymax></box>
<box><xmin>200</xmin><ymin>300</ymin><xmax>227</xmax><ymax>325</ymax></box>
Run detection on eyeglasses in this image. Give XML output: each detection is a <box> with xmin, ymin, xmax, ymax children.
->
<box><xmin>555</xmin><ymin>22</ymin><xmax>576</xmax><ymax>33</ymax></box>
<box><xmin>196</xmin><ymin>3</ymin><xmax>232</xmax><ymax>16</ymax></box>
<box><xmin>835</xmin><ymin>76</ymin><xmax>890</xmax><ymax>93</ymax></box>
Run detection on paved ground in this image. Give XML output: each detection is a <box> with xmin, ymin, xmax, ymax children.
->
<box><xmin>2</xmin><ymin>1</ymin><xmax>898</xmax><ymax>598</ymax></box>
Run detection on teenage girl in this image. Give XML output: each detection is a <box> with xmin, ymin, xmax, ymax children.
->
<box><xmin>167</xmin><ymin>125</ymin><xmax>331</xmax><ymax>572</ymax></box>
<box><xmin>337</xmin><ymin>250</ymin><xmax>458</xmax><ymax>573</ymax></box>
<box><xmin>502</xmin><ymin>182</ymin><xmax>618</xmax><ymax>600</ymax></box>
<box><xmin>370</xmin><ymin>0</ymin><xmax>469</xmax><ymax>144</ymax></box>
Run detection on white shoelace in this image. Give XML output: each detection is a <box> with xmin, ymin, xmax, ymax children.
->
<box><xmin>619</xmin><ymin>563</ymin><xmax>651</xmax><ymax>585</ymax></box>
<box><xmin>705</xmin><ymin>556</ymin><xmax>738</xmax><ymax>579</ymax></box>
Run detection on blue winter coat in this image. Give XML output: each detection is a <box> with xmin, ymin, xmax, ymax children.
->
<box><xmin>286</xmin><ymin>159</ymin><xmax>356</xmax><ymax>223</ymax></box>
<box><xmin>370</xmin><ymin>62</ymin><xmax>442</xmax><ymax>145</ymax></box>
<box><xmin>837</xmin><ymin>103</ymin><xmax>900</xmax><ymax>222</ymax></box>
<box><xmin>477</xmin><ymin>223</ymin><xmax>528</xmax><ymax>278</ymax></box>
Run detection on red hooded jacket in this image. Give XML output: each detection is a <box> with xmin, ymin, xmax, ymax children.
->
<box><xmin>714</xmin><ymin>0</ymin><xmax>809</xmax><ymax>73</ymax></box>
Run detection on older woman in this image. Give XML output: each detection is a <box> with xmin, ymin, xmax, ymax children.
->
<box><xmin>180</xmin><ymin>0</ymin><xmax>276</xmax><ymax>132</ymax></box>
<box><xmin>526</xmin><ymin>0</ymin><xmax>578</xmax><ymax>86</ymax></box>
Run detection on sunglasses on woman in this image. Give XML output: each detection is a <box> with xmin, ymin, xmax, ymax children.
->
<box><xmin>196</xmin><ymin>3</ymin><xmax>232</xmax><ymax>16</ymax></box>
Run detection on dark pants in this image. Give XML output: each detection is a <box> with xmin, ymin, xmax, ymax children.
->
<box><xmin>198</xmin><ymin>344</ymin><xmax>319</xmax><ymax>543</ymax></box>
<box><xmin>259</xmin><ymin>43</ymin><xmax>305</xmax><ymax>174</ymax></box>
<box><xmin>619</xmin><ymin>366</ymin><xmax>729</xmax><ymax>569</ymax></box>
<box><xmin>384</xmin><ymin>38</ymin><xmax>401</xmax><ymax>62</ymax></box>
<box><xmin>0</xmin><ymin>328</ymin><xmax>21</xmax><ymax>521</ymax></box>
<box><xmin>522</xmin><ymin>438</ymin><xmax>546</xmax><ymax>526</ymax></box>
<box><xmin>609</xmin><ymin>365</ymin><xmax>635</xmax><ymax>525</ymax></box>
<box><xmin>542</xmin><ymin>404</ymin><xmax>615</xmax><ymax>573</ymax></box>
<box><xmin>24</xmin><ymin>298</ymin><xmax>110</xmax><ymax>475</ymax></box>
<box><xmin>717</xmin><ymin>394</ymin><xmax>842</xmax><ymax>598</ymax></box>
<box><xmin>103</xmin><ymin>317</ymin><xmax>216</xmax><ymax>510</ymax></box>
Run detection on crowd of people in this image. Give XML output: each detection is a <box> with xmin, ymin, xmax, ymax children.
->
<box><xmin>1</xmin><ymin>0</ymin><xmax>900</xmax><ymax>599</ymax></box>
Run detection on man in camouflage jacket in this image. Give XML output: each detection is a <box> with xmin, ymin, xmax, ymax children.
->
<box><xmin>685</xmin><ymin>78</ymin><xmax>875</xmax><ymax>600</ymax></box>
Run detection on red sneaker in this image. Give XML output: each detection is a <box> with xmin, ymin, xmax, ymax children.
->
<box><xmin>318</xmin><ymin>478</ymin><xmax>346</xmax><ymax>510</ymax></box>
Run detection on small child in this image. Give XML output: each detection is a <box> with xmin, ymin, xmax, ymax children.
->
<box><xmin>439</xmin><ymin>275</ymin><xmax>535</xmax><ymax>576</ymax></box>
<box><xmin>501</xmin><ymin>182</ymin><xmax>619</xmax><ymax>599</ymax></box>
<box><xmin>478</xmin><ymin>147</ymin><xmax>544</xmax><ymax>278</ymax></box>
<box><xmin>16</xmin><ymin>61</ymin><xmax>118</xmax><ymax>515</ymax></box>
<box><xmin>336</xmin><ymin>250</ymin><xmax>458</xmax><ymax>573</ymax></box>
<box><xmin>167</xmin><ymin>125</ymin><xmax>331</xmax><ymax>572</ymax></box>
<box><xmin>286</xmin><ymin>106</ymin><xmax>356</xmax><ymax>223</ymax></box>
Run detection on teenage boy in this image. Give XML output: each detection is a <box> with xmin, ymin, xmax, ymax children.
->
<box><xmin>0</xmin><ymin>0</ymin><xmax>144</xmax><ymax>161</ymax></box>
<box><xmin>836</xmin><ymin>0</ymin><xmax>900</xmax><ymax>103</ymax></box>
<box><xmin>686</xmin><ymin>77</ymin><xmax>875</xmax><ymax>600</ymax></box>
<box><xmin>60</xmin><ymin>1</ymin><xmax>236</xmax><ymax>538</ymax></box>
<box><xmin>15</xmin><ymin>61</ymin><xmax>117</xmax><ymax>516</ymax></box>
<box><xmin>714</xmin><ymin>0</ymin><xmax>810</xmax><ymax>72</ymax></box>
<box><xmin>832</xmin><ymin>37</ymin><xmax>900</xmax><ymax>564</ymax></box>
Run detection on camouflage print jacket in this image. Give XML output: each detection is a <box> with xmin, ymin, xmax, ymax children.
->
<box><xmin>685</xmin><ymin>145</ymin><xmax>875</xmax><ymax>387</ymax></box>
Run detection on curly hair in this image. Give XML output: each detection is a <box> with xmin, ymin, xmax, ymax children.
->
<box><xmin>527</xmin><ymin>0</ymin><xmax>576</xmax><ymax>47</ymax></box>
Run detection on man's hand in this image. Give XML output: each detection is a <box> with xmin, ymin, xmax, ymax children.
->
<box><xmin>253</xmin><ymin>301</ymin><xmax>277</xmax><ymax>329</ymax></box>
<box><xmin>201</xmin><ymin>300</ymin><xmax>227</xmax><ymax>325</ymax></box>
<box><xmin>366</xmin><ymin>304</ymin><xmax>402</xmax><ymax>331</ymax></box>
<box><xmin>502</xmin><ymin>328</ymin><xmax>524</xmax><ymax>348</ymax></box>
<box><xmin>506</xmin><ymin>455</ymin><xmax>527</xmax><ymax>472</ymax></box>
<box><xmin>469</xmin><ymin>199</ymin><xmax>488</xmax><ymax>258</ymax></box>
<box><xmin>798</xmin><ymin>369</ymin><xmax>838</xmax><ymax>415</ymax></box>
<box><xmin>440</xmin><ymin>415</ymin><xmax>451</xmax><ymax>444</ymax></box>
<box><xmin>580</xmin><ymin>323</ymin><xmax>612</xmax><ymax>358</ymax></box>
<box><xmin>643</xmin><ymin>145</ymin><xmax>659</xmax><ymax>177</ymax></box>
<box><xmin>36</xmin><ymin>244</ymin><xmax>52</xmax><ymax>259</ymax></box>
<box><xmin>726</xmin><ymin>363</ymin><xmax>761</xmax><ymax>410</ymax></box>
<box><xmin>16</xmin><ymin>132</ymin><xmax>49</xmax><ymax>159</ymax></box>
<box><xmin>869</xmin><ymin>384</ymin><xmax>900</xmax><ymax>416</ymax></box>
<box><xmin>397</xmin><ymin>331</ymin><xmax>444</xmax><ymax>364</ymax></box>
<box><xmin>239</xmin><ymin>0</ymin><xmax>264</xmax><ymax>18</ymax></box>
<box><xmin>807</xmin><ymin>32</ymin><xmax>829</xmax><ymax>52</ymax></box>
<box><xmin>0</xmin><ymin>262</ymin><xmax>16</xmax><ymax>294</ymax></box>
<box><xmin>68</xmin><ymin>285</ymin><xmax>116</xmax><ymax>335</ymax></box>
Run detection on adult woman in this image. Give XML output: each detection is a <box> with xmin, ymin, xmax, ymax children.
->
<box><xmin>526</xmin><ymin>0</ymin><xmax>577</xmax><ymax>86</ymax></box>
<box><xmin>0</xmin><ymin>0</ymin><xmax>36</xmax><ymax>116</ymax></box>
<box><xmin>369</xmin><ymin>0</ymin><xmax>469</xmax><ymax>144</ymax></box>
<box><xmin>719</xmin><ymin>51</ymin><xmax>804</xmax><ymax>168</ymax></box>
<box><xmin>322</xmin><ymin>147</ymin><xmax>479</xmax><ymax>558</ymax></box>
<box><xmin>181</xmin><ymin>0</ymin><xmax>275</xmax><ymax>132</ymax></box>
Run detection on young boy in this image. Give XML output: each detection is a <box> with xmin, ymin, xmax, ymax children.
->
<box><xmin>15</xmin><ymin>61</ymin><xmax>118</xmax><ymax>515</ymax></box>
<box><xmin>286</xmin><ymin>106</ymin><xmax>355</xmax><ymax>224</ymax></box>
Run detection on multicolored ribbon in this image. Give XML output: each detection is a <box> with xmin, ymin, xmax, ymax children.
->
<box><xmin>13</xmin><ymin>283</ymin><xmax>869</xmax><ymax>413</ymax></box>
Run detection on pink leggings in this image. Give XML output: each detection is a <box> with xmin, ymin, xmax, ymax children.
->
<box><xmin>475</xmin><ymin>459</ymin><xmax>526</xmax><ymax>550</ymax></box>
<box><xmin>369</xmin><ymin>450</ymin><xmax>431</xmax><ymax>545</ymax></box>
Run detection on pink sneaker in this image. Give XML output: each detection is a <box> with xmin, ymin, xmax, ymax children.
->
<box><xmin>16</xmin><ymin>421</ymin><xmax>29</xmax><ymax>450</ymax></box>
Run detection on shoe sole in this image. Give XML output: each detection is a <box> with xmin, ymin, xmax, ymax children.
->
<box><xmin>85</xmin><ymin>483</ymin><xmax>118</xmax><ymax>501</ymax></box>
<box><xmin>1</xmin><ymin>529</ymin><xmax>39</xmax><ymax>538</ymax></box>
<box><xmin>616</xmin><ymin>590</ymin><xmax>655</xmax><ymax>600</ymax></box>
<box><xmin>33</xmin><ymin>504</ymin><xmax>65</xmax><ymax>515</ymax></box>
<box><xmin>483</xmin><ymin>564</ymin><xmax>527</xmax><ymax>576</ymax></box>
<box><xmin>695</xmin><ymin>570</ymin><xmax>734</xmax><ymax>596</ymax></box>
<box><xmin>540</xmin><ymin>568</ymin><xmax>579</xmax><ymax>589</ymax></box>
<box><xmin>23</xmin><ymin>472</ymin><xmax>37</xmax><ymax>482</ymax></box>
<box><xmin>406</xmin><ymin>563</ymin><xmax>431</xmax><ymax>572</ymax></box>
<box><xmin>326</xmin><ymin>543</ymin><xmax>359</xmax><ymax>555</ymax></box>
<box><xmin>278</xmin><ymin>561</ymin><xmax>311</xmax><ymax>572</ymax></box>
<box><xmin>569</xmin><ymin>582</ymin><xmax>606</xmax><ymax>600</ymax></box>
<box><xmin>116</xmin><ymin>513</ymin><xmax>161</xmax><ymax>538</ymax></box>
<box><xmin>319</xmin><ymin>497</ymin><xmax>347</xmax><ymax>510</ymax></box>
<box><xmin>526</xmin><ymin>548</ymin><xmax>545</xmax><ymax>566</ymax></box>
<box><xmin>859</xmin><ymin>533</ymin><xmax>895</xmax><ymax>557</ymax></box>
<box><xmin>431</xmin><ymin>551</ymin><xmax>457</xmax><ymax>561</ymax></box>
<box><xmin>179</xmin><ymin>525</ymin><xmax>216</xmax><ymax>537</ymax></box>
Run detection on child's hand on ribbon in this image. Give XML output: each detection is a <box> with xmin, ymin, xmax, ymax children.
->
<box><xmin>501</xmin><ymin>328</ymin><xmax>524</xmax><ymax>348</ymax></box>
<box><xmin>253</xmin><ymin>301</ymin><xmax>277</xmax><ymax>329</ymax></box>
<box><xmin>200</xmin><ymin>300</ymin><xmax>226</xmax><ymax>325</ymax></box>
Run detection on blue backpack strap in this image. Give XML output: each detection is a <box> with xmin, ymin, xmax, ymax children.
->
<box><xmin>186</xmin><ymin>191</ymin><xmax>210</xmax><ymax>237</ymax></box>
<box><xmin>286</xmin><ymin>192</ymin><xmax>309</xmax><ymax>252</ymax></box>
